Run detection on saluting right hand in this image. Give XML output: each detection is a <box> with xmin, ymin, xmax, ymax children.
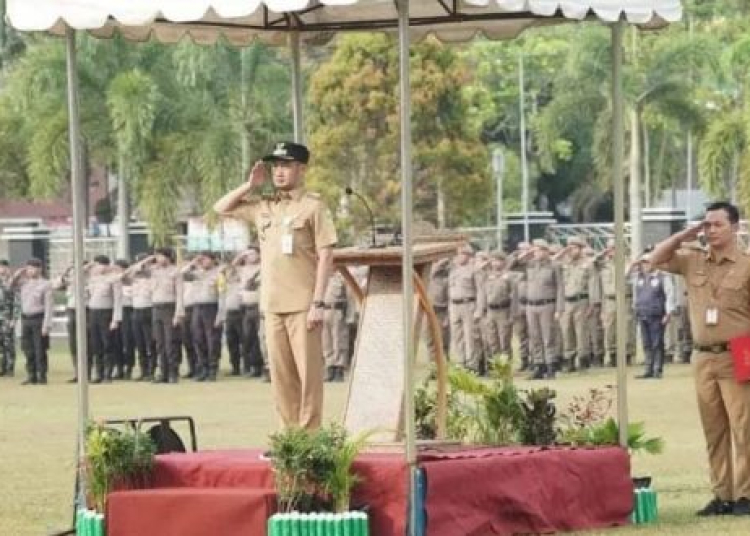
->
<box><xmin>247</xmin><ymin>161</ymin><xmax>267</xmax><ymax>188</ymax></box>
<box><xmin>681</xmin><ymin>222</ymin><xmax>705</xmax><ymax>242</ymax></box>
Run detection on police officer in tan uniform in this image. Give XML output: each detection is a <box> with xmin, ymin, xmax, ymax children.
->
<box><xmin>479</xmin><ymin>251</ymin><xmax>516</xmax><ymax>361</ymax></box>
<box><xmin>322</xmin><ymin>271</ymin><xmax>349</xmax><ymax>382</ymax></box>
<box><xmin>508</xmin><ymin>243</ymin><xmax>531</xmax><ymax>371</ymax></box>
<box><xmin>222</xmin><ymin>259</ymin><xmax>245</xmax><ymax>376</ymax></box>
<box><xmin>558</xmin><ymin>237</ymin><xmax>600</xmax><ymax>372</ymax></box>
<box><xmin>11</xmin><ymin>259</ymin><xmax>53</xmax><ymax>385</ymax></box>
<box><xmin>526</xmin><ymin>239</ymin><xmax>564</xmax><ymax>379</ymax></box>
<box><xmin>214</xmin><ymin>142</ymin><xmax>337</xmax><ymax>430</ymax></box>
<box><xmin>448</xmin><ymin>245</ymin><xmax>483</xmax><ymax>373</ymax></box>
<box><xmin>652</xmin><ymin>202</ymin><xmax>750</xmax><ymax>516</ymax></box>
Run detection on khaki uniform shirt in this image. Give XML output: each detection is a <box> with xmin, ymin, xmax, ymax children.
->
<box><xmin>225</xmin><ymin>188</ymin><xmax>338</xmax><ymax>314</ymax></box>
<box><xmin>448</xmin><ymin>261</ymin><xmax>481</xmax><ymax>302</ymax></box>
<box><xmin>428</xmin><ymin>260</ymin><xmax>450</xmax><ymax>309</ymax></box>
<box><xmin>18</xmin><ymin>277</ymin><xmax>54</xmax><ymax>332</ymax></box>
<box><xmin>661</xmin><ymin>246</ymin><xmax>750</xmax><ymax>345</ymax></box>
<box><xmin>184</xmin><ymin>266</ymin><xmax>226</xmax><ymax>322</ymax></box>
<box><xmin>561</xmin><ymin>258</ymin><xmax>600</xmax><ymax>304</ymax></box>
<box><xmin>526</xmin><ymin>259</ymin><xmax>564</xmax><ymax>313</ymax></box>
<box><xmin>482</xmin><ymin>270</ymin><xmax>517</xmax><ymax>317</ymax></box>
<box><xmin>87</xmin><ymin>273</ymin><xmax>123</xmax><ymax>322</ymax></box>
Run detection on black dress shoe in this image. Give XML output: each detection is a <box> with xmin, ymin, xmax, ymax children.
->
<box><xmin>21</xmin><ymin>377</ymin><xmax>37</xmax><ymax>385</ymax></box>
<box><xmin>67</xmin><ymin>377</ymin><xmax>78</xmax><ymax>384</ymax></box>
<box><xmin>38</xmin><ymin>376</ymin><xmax>48</xmax><ymax>385</ymax></box>
<box><xmin>696</xmin><ymin>497</ymin><xmax>734</xmax><ymax>516</ymax></box>
<box><xmin>528</xmin><ymin>365</ymin><xmax>546</xmax><ymax>380</ymax></box>
<box><xmin>636</xmin><ymin>373</ymin><xmax>654</xmax><ymax>379</ymax></box>
<box><xmin>733</xmin><ymin>497</ymin><xmax>750</xmax><ymax>516</ymax></box>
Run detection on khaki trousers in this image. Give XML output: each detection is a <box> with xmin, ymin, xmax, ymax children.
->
<box><xmin>424</xmin><ymin>307</ymin><xmax>450</xmax><ymax>361</ymax></box>
<box><xmin>526</xmin><ymin>304</ymin><xmax>557</xmax><ymax>366</ymax></box>
<box><xmin>513</xmin><ymin>312</ymin><xmax>529</xmax><ymax>362</ymax></box>
<box><xmin>485</xmin><ymin>308</ymin><xmax>512</xmax><ymax>358</ymax></box>
<box><xmin>265</xmin><ymin>311</ymin><xmax>324</xmax><ymax>430</ymax></box>
<box><xmin>694</xmin><ymin>352</ymin><xmax>750</xmax><ymax>500</ymax></box>
<box><xmin>450</xmin><ymin>301</ymin><xmax>480</xmax><ymax>371</ymax></box>
<box><xmin>603</xmin><ymin>301</ymin><xmax>635</xmax><ymax>357</ymax></box>
<box><xmin>322</xmin><ymin>308</ymin><xmax>349</xmax><ymax>369</ymax></box>
<box><xmin>560</xmin><ymin>301</ymin><xmax>590</xmax><ymax>362</ymax></box>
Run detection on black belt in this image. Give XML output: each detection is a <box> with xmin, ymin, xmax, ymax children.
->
<box><xmin>324</xmin><ymin>303</ymin><xmax>346</xmax><ymax>311</ymax></box>
<box><xmin>695</xmin><ymin>343</ymin><xmax>729</xmax><ymax>354</ymax></box>
<box><xmin>433</xmin><ymin>305</ymin><xmax>448</xmax><ymax>312</ymax></box>
<box><xmin>153</xmin><ymin>303</ymin><xmax>176</xmax><ymax>309</ymax></box>
<box><xmin>22</xmin><ymin>313</ymin><xmax>44</xmax><ymax>320</ymax></box>
<box><xmin>527</xmin><ymin>299</ymin><xmax>555</xmax><ymax>306</ymax></box>
<box><xmin>519</xmin><ymin>299</ymin><xmax>528</xmax><ymax>306</ymax></box>
<box><xmin>489</xmin><ymin>300</ymin><xmax>511</xmax><ymax>310</ymax></box>
<box><xmin>451</xmin><ymin>298</ymin><xmax>475</xmax><ymax>304</ymax></box>
<box><xmin>565</xmin><ymin>294</ymin><xmax>589</xmax><ymax>303</ymax></box>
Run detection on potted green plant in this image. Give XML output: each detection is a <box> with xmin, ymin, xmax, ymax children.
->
<box><xmin>267</xmin><ymin>423</ymin><xmax>372</xmax><ymax>535</ymax></box>
<box><xmin>85</xmin><ymin>422</ymin><xmax>157</xmax><ymax>512</ymax></box>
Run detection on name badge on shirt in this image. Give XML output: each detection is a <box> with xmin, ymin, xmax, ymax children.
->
<box><xmin>282</xmin><ymin>233</ymin><xmax>294</xmax><ymax>255</ymax></box>
<box><xmin>281</xmin><ymin>216</ymin><xmax>294</xmax><ymax>255</ymax></box>
<box><xmin>705</xmin><ymin>307</ymin><xmax>719</xmax><ymax>326</ymax></box>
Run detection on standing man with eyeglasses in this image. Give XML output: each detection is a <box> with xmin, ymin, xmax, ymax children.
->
<box><xmin>214</xmin><ymin>142</ymin><xmax>337</xmax><ymax>430</ymax></box>
<box><xmin>651</xmin><ymin>201</ymin><xmax>750</xmax><ymax>517</ymax></box>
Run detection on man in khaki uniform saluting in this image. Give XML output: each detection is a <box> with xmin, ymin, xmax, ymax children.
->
<box><xmin>526</xmin><ymin>239</ymin><xmax>564</xmax><ymax>379</ymax></box>
<box><xmin>558</xmin><ymin>236</ymin><xmax>600</xmax><ymax>372</ymax></box>
<box><xmin>651</xmin><ymin>201</ymin><xmax>750</xmax><ymax>516</ymax></box>
<box><xmin>214</xmin><ymin>142</ymin><xmax>337</xmax><ymax>430</ymax></box>
<box><xmin>448</xmin><ymin>245</ymin><xmax>483</xmax><ymax>373</ymax></box>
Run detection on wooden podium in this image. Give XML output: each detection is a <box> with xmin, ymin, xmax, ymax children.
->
<box><xmin>333</xmin><ymin>241</ymin><xmax>461</xmax><ymax>443</ymax></box>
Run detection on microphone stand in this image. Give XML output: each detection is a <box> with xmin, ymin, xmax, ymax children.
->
<box><xmin>345</xmin><ymin>187</ymin><xmax>378</xmax><ymax>248</ymax></box>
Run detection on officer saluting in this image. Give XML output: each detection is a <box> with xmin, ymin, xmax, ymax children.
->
<box><xmin>11</xmin><ymin>259</ymin><xmax>53</xmax><ymax>385</ymax></box>
<box><xmin>214</xmin><ymin>142</ymin><xmax>337</xmax><ymax>430</ymax></box>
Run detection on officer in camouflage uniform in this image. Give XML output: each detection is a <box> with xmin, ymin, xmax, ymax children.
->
<box><xmin>0</xmin><ymin>260</ymin><xmax>17</xmax><ymax>377</ymax></box>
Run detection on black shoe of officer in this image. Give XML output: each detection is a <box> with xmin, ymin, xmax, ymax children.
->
<box><xmin>229</xmin><ymin>365</ymin><xmax>241</xmax><ymax>377</ymax></box>
<box><xmin>696</xmin><ymin>497</ymin><xmax>734</xmax><ymax>516</ymax></box>
<box><xmin>334</xmin><ymin>367</ymin><xmax>346</xmax><ymax>382</ymax></box>
<box><xmin>733</xmin><ymin>497</ymin><xmax>750</xmax><ymax>515</ymax></box>
<box><xmin>636</xmin><ymin>372</ymin><xmax>654</xmax><ymax>379</ymax></box>
<box><xmin>21</xmin><ymin>376</ymin><xmax>38</xmax><ymax>385</ymax></box>
<box><xmin>38</xmin><ymin>375</ymin><xmax>47</xmax><ymax>385</ymax></box>
<box><xmin>194</xmin><ymin>370</ymin><xmax>208</xmax><ymax>382</ymax></box>
<box><xmin>325</xmin><ymin>366</ymin><xmax>337</xmax><ymax>383</ymax></box>
<box><xmin>528</xmin><ymin>365</ymin><xmax>546</xmax><ymax>380</ymax></box>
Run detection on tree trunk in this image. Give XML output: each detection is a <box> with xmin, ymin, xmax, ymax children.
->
<box><xmin>116</xmin><ymin>151</ymin><xmax>130</xmax><ymax>260</ymax></box>
<box><xmin>643</xmin><ymin>122</ymin><xmax>651</xmax><ymax>207</ymax></box>
<box><xmin>629</xmin><ymin>108</ymin><xmax>643</xmax><ymax>260</ymax></box>
<box><xmin>437</xmin><ymin>178</ymin><xmax>446</xmax><ymax>229</ymax></box>
<box><xmin>730</xmin><ymin>150</ymin><xmax>740</xmax><ymax>204</ymax></box>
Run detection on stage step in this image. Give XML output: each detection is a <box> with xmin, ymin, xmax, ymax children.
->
<box><xmin>107</xmin><ymin>487</ymin><xmax>277</xmax><ymax>536</ymax></box>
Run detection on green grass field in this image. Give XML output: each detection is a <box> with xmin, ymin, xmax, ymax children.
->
<box><xmin>1</xmin><ymin>346</ymin><xmax>750</xmax><ymax>535</ymax></box>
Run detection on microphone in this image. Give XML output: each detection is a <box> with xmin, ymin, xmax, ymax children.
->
<box><xmin>345</xmin><ymin>187</ymin><xmax>378</xmax><ymax>248</ymax></box>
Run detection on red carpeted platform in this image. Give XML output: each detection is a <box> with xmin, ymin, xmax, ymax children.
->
<box><xmin>105</xmin><ymin>446</ymin><xmax>632</xmax><ymax>536</ymax></box>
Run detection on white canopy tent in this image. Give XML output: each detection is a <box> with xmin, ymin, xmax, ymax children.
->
<box><xmin>7</xmin><ymin>1</ymin><xmax>683</xmax><ymax>533</ymax></box>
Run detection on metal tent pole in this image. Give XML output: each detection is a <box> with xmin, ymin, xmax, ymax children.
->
<box><xmin>290</xmin><ymin>31</ymin><xmax>305</xmax><ymax>143</ymax></box>
<box><xmin>611</xmin><ymin>20</ymin><xmax>629</xmax><ymax>449</ymax></box>
<box><xmin>397</xmin><ymin>0</ymin><xmax>417</xmax><ymax>533</ymax></box>
<box><xmin>66</xmin><ymin>25</ymin><xmax>90</xmax><ymax>509</ymax></box>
